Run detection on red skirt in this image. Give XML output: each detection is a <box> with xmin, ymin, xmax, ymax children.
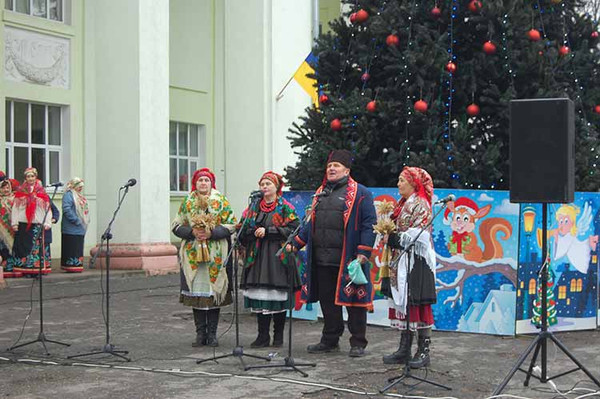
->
<box><xmin>389</xmin><ymin>304</ymin><xmax>434</xmax><ymax>325</ymax></box>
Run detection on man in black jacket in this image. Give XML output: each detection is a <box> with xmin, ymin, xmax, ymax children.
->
<box><xmin>293</xmin><ymin>150</ymin><xmax>377</xmax><ymax>358</ymax></box>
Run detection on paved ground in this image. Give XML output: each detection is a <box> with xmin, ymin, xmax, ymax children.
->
<box><xmin>0</xmin><ymin>269</ymin><xmax>599</xmax><ymax>399</ymax></box>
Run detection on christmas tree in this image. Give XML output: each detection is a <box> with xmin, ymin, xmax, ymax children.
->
<box><xmin>285</xmin><ymin>0</ymin><xmax>600</xmax><ymax>191</ymax></box>
<box><xmin>531</xmin><ymin>267</ymin><xmax>558</xmax><ymax>327</ymax></box>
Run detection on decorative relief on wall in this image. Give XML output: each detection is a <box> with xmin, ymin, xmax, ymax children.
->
<box><xmin>4</xmin><ymin>26</ymin><xmax>70</xmax><ymax>88</ymax></box>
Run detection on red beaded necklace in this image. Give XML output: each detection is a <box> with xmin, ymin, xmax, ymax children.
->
<box><xmin>259</xmin><ymin>198</ymin><xmax>277</xmax><ymax>213</ymax></box>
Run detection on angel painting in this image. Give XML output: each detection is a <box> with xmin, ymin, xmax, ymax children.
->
<box><xmin>543</xmin><ymin>203</ymin><xmax>599</xmax><ymax>274</ymax></box>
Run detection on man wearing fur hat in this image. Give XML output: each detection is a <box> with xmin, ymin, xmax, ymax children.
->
<box><xmin>291</xmin><ymin>150</ymin><xmax>376</xmax><ymax>357</ymax></box>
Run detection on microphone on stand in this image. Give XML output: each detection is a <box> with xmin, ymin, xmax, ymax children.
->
<box><xmin>313</xmin><ymin>187</ymin><xmax>332</xmax><ymax>199</ymax></box>
<box><xmin>434</xmin><ymin>194</ymin><xmax>456</xmax><ymax>205</ymax></box>
<box><xmin>120</xmin><ymin>178</ymin><xmax>137</xmax><ymax>189</ymax></box>
<box><xmin>46</xmin><ymin>182</ymin><xmax>63</xmax><ymax>188</ymax></box>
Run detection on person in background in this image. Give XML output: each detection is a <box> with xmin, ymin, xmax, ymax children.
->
<box><xmin>61</xmin><ymin>177</ymin><xmax>90</xmax><ymax>273</ymax></box>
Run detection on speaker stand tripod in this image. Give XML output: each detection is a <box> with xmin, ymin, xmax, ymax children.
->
<box><xmin>493</xmin><ymin>203</ymin><xmax>600</xmax><ymax>395</ymax></box>
<box><xmin>8</xmin><ymin>185</ymin><xmax>70</xmax><ymax>355</ymax></box>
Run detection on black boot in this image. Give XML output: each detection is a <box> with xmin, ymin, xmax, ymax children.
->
<box><xmin>250</xmin><ymin>314</ymin><xmax>271</xmax><ymax>348</ymax></box>
<box><xmin>272</xmin><ymin>312</ymin><xmax>286</xmax><ymax>347</ymax></box>
<box><xmin>192</xmin><ymin>309</ymin><xmax>208</xmax><ymax>347</ymax></box>
<box><xmin>382</xmin><ymin>330</ymin><xmax>413</xmax><ymax>364</ymax></box>
<box><xmin>408</xmin><ymin>336</ymin><xmax>431</xmax><ymax>369</ymax></box>
<box><xmin>206</xmin><ymin>308</ymin><xmax>220</xmax><ymax>347</ymax></box>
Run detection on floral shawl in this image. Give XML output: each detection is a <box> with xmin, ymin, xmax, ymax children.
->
<box><xmin>66</xmin><ymin>178</ymin><xmax>90</xmax><ymax>227</ymax></box>
<box><xmin>13</xmin><ymin>179</ymin><xmax>49</xmax><ymax>229</ymax></box>
<box><xmin>0</xmin><ymin>192</ymin><xmax>14</xmax><ymax>250</ymax></box>
<box><xmin>172</xmin><ymin>189</ymin><xmax>236</xmax><ymax>305</ymax></box>
<box><xmin>239</xmin><ymin>197</ymin><xmax>298</xmax><ymax>268</ymax></box>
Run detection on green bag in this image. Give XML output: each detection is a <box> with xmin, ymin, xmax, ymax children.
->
<box><xmin>347</xmin><ymin>259</ymin><xmax>368</xmax><ymax>285</ymax></box>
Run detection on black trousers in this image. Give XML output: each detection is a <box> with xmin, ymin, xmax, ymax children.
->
<box><xmin>317</xmin><ymin>266</ymin><xmax>367</xmax><ymax>348</ymax></box>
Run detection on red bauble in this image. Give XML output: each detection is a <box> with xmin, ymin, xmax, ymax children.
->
<box><xmin>445</xmin><ymin>61</ymin><xmax>457</xmax><ymax>74</ymax></box>
<box><xmin>468</xmin><ymin>0</ymin><xmax>482</xmax><ymax>13</ymax></box>
<box><xmin>483</xmin><ymin>41</ymin><xmax>496</xmax><ymax>55</ymax></box>
<box><xmin>527</xmin><ymin>29</ymin><xmax>541</xmax><ymax>42</ymax></box>
<box><xmin>558</xmin><ymin>45</ymin><xmax>570</xmax><ymax>56</ymax></box>
<box><xmin>414</xmin><ymin>100</ymin><xmax>428</xmax><ymax>113</ymax></box>
<box><xmin>592</xmin><ymin>31</ymin><xmax>599</xmax><ymax>39</ymax></box>
<box><xmin>319</xmin><ymin>94</ymin><xmax>329</xmax><ymax>104</ymax></box>
<box><xmin>330</xmin><ymin>118</ymin><xmax>342</xmax><ymax>131</ymax></box>
<box><xmin>594</xmin><ymin>105</ymin><xmax>600</xmax><ymax>114</ymax></box>
<box><xmin>386</xmin><ymin>34</ymin><xmax>400</xmax><ymax>47</ymax></box>
<box><xmin>366</xmin><ymin>101</ymin><xmax>377</xmax><ymax>112</ymax></box>
<box><xmin>355</xmin><ymin>9</ymin><xmax>369</xmax><ymax>23</ymax></box>
<box><xmin>431</xmin><ymin>6</ymin><xmax>442</xmax><ymax>18</ymax></box>
<box><xmin>466</xmin><ymin>103</ymin><xmax>480</xmax><ymax>116</ymax></box>
<box><xmin>349</xmin><ymin>13</ymin><xmax>357</xmax><ymax>24</ymax></box>
<box><xmin>361</xmin><ymin>72</ymin><xmax>370</xmax><ymax>82</ymax></box>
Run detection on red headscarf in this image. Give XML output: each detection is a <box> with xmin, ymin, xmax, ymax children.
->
<box><xmin>259</xmin><ymin>171</ymin><xmax>284</xmax><ymax>196</ymax></box>
<box><xmin>392</xmin><ymin>166</ymin><xmax>434</xmax><ymax>221</ymax></box>
<box><xmin>191</xmin><ymin>168</ymin><xmax>216</xmax><ymax>192</ymax></box>
<box><xmin>14</xmin><ymin>179</ymin><xmax>50</xmax><ymax>229</ymax></box>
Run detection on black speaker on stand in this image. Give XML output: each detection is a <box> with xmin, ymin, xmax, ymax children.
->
<box><xmin>493</xmin><ymin>98</ymin><xmax>600</xmax><ymax>395</ymax></box>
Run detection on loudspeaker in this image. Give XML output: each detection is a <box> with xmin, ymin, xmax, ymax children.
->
<box><xmin>510</xmin><ymin>98</ymin><xmax>574</xmax><ymax>203</ymax></box>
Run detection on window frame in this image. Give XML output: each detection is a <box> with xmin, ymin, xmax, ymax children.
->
<box><xmin>5</xmin><ymin>0</ymin><xmax>65</xmax><ymax>23</ymax></box>
<box><xmin>169</xmin><ymin>121</ymin><xmax>205</xmax><ymax>194</ymax></box>
<box><xmin>5</xmin><ymin>99</ymin><xmax>64</xmax><ymax>187</ymax></box>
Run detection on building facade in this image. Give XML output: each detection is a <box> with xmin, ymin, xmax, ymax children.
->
<box><xmin>0</xmin><ymin>0</ymin><xmax>341</xmax><ymax>272</ymax></box>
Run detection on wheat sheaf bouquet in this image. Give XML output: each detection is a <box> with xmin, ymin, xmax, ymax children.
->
<box><xmin>373</xmin><ymin>200</ymin><xmax>396</xmax><ymax>297</ymax></box>
<box><xmin>190</xmin><ymin>194</ymin><xmax>217</xmax><ymax>263</ymax></box>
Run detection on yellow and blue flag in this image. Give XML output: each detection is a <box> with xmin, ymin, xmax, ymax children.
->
<box><xmin>293</xmin><ymin>52</ymin><xmax>319</xmax><ymax>107</ymax></box>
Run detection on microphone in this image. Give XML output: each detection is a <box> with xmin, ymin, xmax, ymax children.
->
<box><xmin>313</xmin><ymin>187</ymin><xmax>332</xmax><ymax>198</ymax></box>
<box><xmin>249</xmin><ymin>190</ymin><xmax>264</xmax><ymax>199</ymax></box>
<box><xmin>121</xmin><ymin>178</ymin><xmax>137</xmax><ymax>189</ymax></box>
<box><xmin>434</xmin><ymin>194</ymin><xmax>456</xmax><ymax>205</ymax></box>
<box><xmin>46</xmin><ymin>182</ymin><xmax>63</xmax><ymax>188</ymax></box>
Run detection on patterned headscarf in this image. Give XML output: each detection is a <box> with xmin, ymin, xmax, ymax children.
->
<box><xmin>392</xmin><ymin>166</ymin><xmax>434</xmax><ymax>221</ymax></box>
<box><xmin>191</xmin><ymin>168</ymin><xmax>216</xmax><ymax>192</ymax></box>
<box><xmin>66</xmin><ymin>177</ymin><xmax>90</xmax><ymax>227</ymax></box>
<box><xmin>259</xmin><ymin>171</ymin><xmax>284</xmax><ymax>196</ymax></box>
<box><xmin>24</xmin><ymin>167</ymin><xmax>38</xmax><ymax>177</ymax></box>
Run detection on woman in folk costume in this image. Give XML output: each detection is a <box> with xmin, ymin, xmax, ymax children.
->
<box><xmin>239</xmin><ymin>171</ymin><xmax>301</xmax><ymax>348</ymax></box>
<box><xmin>0</xmin><ymin>173</ymin><xmax>18</xmax><ymax>278</ymax></box>
<box><xmin>9</xmin><ymin>167</ymin><xmax>53</xmax><ymax>275</ymax></box>
<box><xmin>61</xmin><ymin>178</ymin><xmax>90</xmax><ymax>273</ymax></box>
<box><xmin>382</xmin><ymin>166</ymin><xmax>437</xmax><ymax>369</ymax></box>
<box><xmin>171</xmin><ymin>168</ymin><xmax>237</xmax><ymax>347</ymax></box>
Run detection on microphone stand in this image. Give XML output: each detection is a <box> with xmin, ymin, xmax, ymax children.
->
<box><xmin>196</xmin><ymin>194</ymin><xmax>271</xmax><ymax>368</ymax></box>
<box><xmin>244</xmin><ymin>197</ymin><xmax>319</xmax><ymax>376</ymax></box>
<box><xmin>8</xmin><ymin>185</ymin><xmax>70</xmax><ymax>355</ymax></box>
<box><xmin>68</xmin><ymin>185</ymin><xmax>132</xmax><ymax>361</ymax></box>
<box><xmin>380</xmin><ymin>201</ymin><xmax>451</xmax><ymax>393</ymax></box>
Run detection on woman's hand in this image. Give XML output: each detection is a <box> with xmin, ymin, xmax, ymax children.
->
<box><xmin>12</xmin><ymin>225</ymin><xmax>18</xmax><ymax>232</ymax></box>
<box><xmin>194</xmin><ymin>228</ymin><xmax>211</xmax><ymax>241</ymax></box>
<box><xmin>255</xmin><ymin>227</ymin><xmax>266</xmax><ymax>238</ymax></box>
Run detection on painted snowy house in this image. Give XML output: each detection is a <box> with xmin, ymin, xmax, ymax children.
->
<box><xmin>458</xmin><ymin>284</ymin><xmax>516</xmax><ymax>335</ymax></box>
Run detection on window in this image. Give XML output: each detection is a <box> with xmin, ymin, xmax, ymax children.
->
<box><xmin>5</xmin><ymin>0</ymin><xmax>63</xmax><ymax>22</ymax></box>
<box><xmin>491</xmin><ymin>302</ymin><xmax>496</xmax><ymax>313</ymax></box>
<box><xmin>5</xmin><ymin>100</ymin><xmax>63</xmax><ymax>186</ymax></box>
<box><xmin>558</xmin><ymin>286</ymin><xmax>567</xmax><ymax>300</ymax></box>
<box><xmin>528</xmin><ymin>279</ymin><xmax>536</xmax><ymax>295</ymax></box>
<box><xmin>576</xmin><ymin>278</ymin><xmax>583</xmax><ymax>292</ymax></box>
<box><xmin>570</xmin><ymin>279</ymin><xmax>577</xmax><ymax>292</ymax></box>
<box><xmin>169</xmin><ymin>121</ymin><xmax>205</xmax><ymax>192</ymax></box>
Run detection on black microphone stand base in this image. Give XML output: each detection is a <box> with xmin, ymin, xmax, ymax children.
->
<box><xmin>380</xmin><ymin>364</ymin><xmax>452</xmax><ymax>393</ymax></box>
<box><xmin>8</xmin><ymin>332</ymin><xmax>70</xmax><ymax>355</ymax></box>
<box><xmin>244</xmin><ymin>355</ymin><xmax>316</xmax><ymax>378</ymax></box>
<box><xmin>196</xmin><ymin>345</ymin><xmax>271</xmax><ymax>368</ymax></box>
<box><xmin>68</xmin><ymin>344</ymin><xmax>130</xmax><ymax>362</ymax></box>
<box><xmin>492</xmin><ymin>331</ymin><xmax>600</xmax><ymax>395</ymax></box>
